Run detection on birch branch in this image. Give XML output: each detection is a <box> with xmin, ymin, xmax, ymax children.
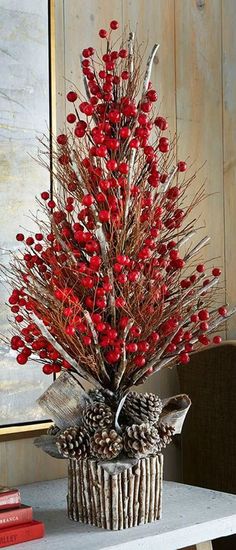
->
<box><xmin>114</xmin><ymin>320</ymin><xmax>134</xmax><ymax>389</ymax></box>
<box><xmin>32</xmin><ymin>313</ymin><xmax>101</xmax><ymax>387</ymax></box>
<box><xmin>128</xmin><ymin>32</ymin><xmax>135</xmax><ymax>77</ymax></box>
<box><xmin>142</xmin><ymin>44</ymin><xmax>160</xmax><ymax>95</ymax></box>
<box><xmin>84</xmin><ymin>310</ymin><xmax>110</xmax><ymax>383</ymax></box>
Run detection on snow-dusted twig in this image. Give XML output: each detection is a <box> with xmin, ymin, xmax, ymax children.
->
<box><xmin>80</xmin><ymin>54</ymin><xmax>90</xmax><ymax>100</ymax></box>
<box><xmin>115</xmin><ymin>392</ymin><xmax>129</xmax><ymax>433</ymax></box>
<box><xmin>162</xmin><ymin>166</ymin><xmax>178</xmax><ymax>193</ymax></box>
<box><xmin>142</xmin><ymin>44</ymin><xmax>160</xmax><ymax>95</ymax></box>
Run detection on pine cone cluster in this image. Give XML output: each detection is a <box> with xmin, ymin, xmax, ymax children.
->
<box><xmin>54</xmin><ymin>390</ymin><xmax>175</xmax><ymax>462</ymax></box>
<box><xmin>123</xmin><ymin>391</ymin><xmax>163</xmax><ymax>425</ymax></box>
<box><xmin>82</xmin><ymin>403</ymin><xmax>113</xmax><ymax>433</ymax></box>
<box><xmin>56</xmin><ymin>427</ymin><xmax>89</xmax><ymax>459</ymax></box>
<box><xmin>90</xmin><ymin>429</ymin><xmax>123</xmax><ymax>460</ymax></box>
<box><xmin>123</xmin><ymin>423</ymin><xmax>160</xmax><ymax>458</ymax></box>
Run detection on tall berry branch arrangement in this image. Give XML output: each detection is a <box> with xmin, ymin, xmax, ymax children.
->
<box><xmin>5</xmin><ymin>21</ymin><xmax>236</xmax><ymax>448</ymax></box>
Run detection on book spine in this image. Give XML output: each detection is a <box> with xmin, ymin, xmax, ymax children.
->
<box><xmin>0</xmin><ymin>507</ymin><xmax>33</xmax><ymax>530</ymax></box>
<box><xmin>0</xmin><ymin>496</ymin><xmax>21</xmax><ymax>511</ymax></box>
<box><xmin>0</xmin><ymin>521</ymin><xmax>44</xmax><ymax>548</ymax></box>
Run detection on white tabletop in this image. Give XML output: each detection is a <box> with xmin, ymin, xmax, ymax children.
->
<box><xmin>15</xmin><ymin>478</ymin><xmax>236</xmax><ymax>550</ymax></box>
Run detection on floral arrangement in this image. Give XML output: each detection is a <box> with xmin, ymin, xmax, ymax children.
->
<box><xmin>4</xmin><ymin>19</ymin><xmax>235</xmax><ymax>463</ymax></box>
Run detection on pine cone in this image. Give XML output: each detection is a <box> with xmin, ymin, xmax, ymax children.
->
<box><xmin>82</xmin><ymin>403</ymin><xmax>113</xmax><ymax>434</ymax></box>
<box><xmin>123</xmin><ymin>423</ymin><xmax>159</xmax><ymax>458</ymax></box>
<box><xmin>90</xmin><ymin>429</ymin><xmax>123</xmax><ymax>460</ymax></box>
<box><xmin>88</xmin><ymin>388</ymin><xmax>106</xmax><ymax>404</ymax></box>
<box><xmin>158</xmin><ymin>423</ymin><xmax>175</xmax><ymax>447</ymax></box>
<box><xmin>56</xmin><ymin>427</ymin><xmax>89</xmax><ymax>460</ymax></box>
<box><xmin>47</xmin><ymin>424</ymin><xmax>60</xmax><ymax>436</ymax></box>
<box><xmin>123</xmin><ymin>391</ymin><xmax>163</xmax><ymax>425</ymax></box>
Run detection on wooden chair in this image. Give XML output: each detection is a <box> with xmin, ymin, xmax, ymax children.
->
<box><xmin>178</xmin><ymin>341</ymin><xmax>236</xmax><ymax>550</ymax></box>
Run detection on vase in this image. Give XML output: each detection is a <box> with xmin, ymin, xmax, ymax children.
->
<box><xmin>67</xmin><ymin>454</ymin><xmax>163</xmax><ymax>530</ymax></box>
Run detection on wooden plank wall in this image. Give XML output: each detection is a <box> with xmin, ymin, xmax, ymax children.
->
<box><xmin>55</xmin><ymin>0</ymin><xmax>236</xmax><ymax>342</ymax></box>
<box><xmin>2</xmin><ymin>0</ymin><xmax>236</xmax><ymax>487</ymax></box>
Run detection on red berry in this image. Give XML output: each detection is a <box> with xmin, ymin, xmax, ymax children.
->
<box><xmin>119</xmin><ymin>49</ymin><xmax>128</xmax><ymax>58</ymax></box>
<box><xmin>106</xmin><ymin>350</ymin><xmax>120</xmax><ymax>363</ymax></box>
<box><xmin>191</xmin><ymin>313</ymin><xmax>199</xmax><ymax>323</ymax></box>
<box><xmin>66</xmin><ymin>325</ymin><xmax>75</xmax><ymax>336</ymax></box>
<box><xmin>147</xmin><ymin>89</ymin><xmax>158</xmax><ymax>102</ymax></box>
<box><xmin>138</xmin><ymin>341</ymin><xmax>150</xmax><ymax>352</ymax></box>
<box><xmin>99</xmin><ymin>210</ymin><xmax>110</xmax><ymax>223</ymax></box>
<box><xmin>82</xmin><ymin>194</ymin><xmax>94</xmax><ymax>206</ymax></box>
<box><xmin>16</xmin><ymin>233</ymin><xmax>24</xmax><ymax>241</ymax></box>
<box><xmin>35</xmin><ymin>233</ymin><xmax>43</xmax><ymax>241</ymax></box>
<box><xmin>43</xmin><ymin>364</ymin><xmax>54</xmax><ymax>375</ymax></box>
<box><xmin>179</xmin><ymin>352</ymin><xmax>190</xmax><ymax>364</ymax></box>
<box><xmin>218</xmin><ymin>306</ymin><xmax>227</xmax><ymax>317</ymax></box>
<box><xmin>115</xmin><ymin>297</ymin><xmax>126</xmax><ymax>308</ymax></box>
<box><xmin>41</xmin><ymin>191</ymin><xmax>49</xmax><ymax>200</ymax></box>
<box><xmin>106</xmin><ymin>159</ymin><xmax>117</xmax><ymax>171</ymax></box>
<box><xmin>99</xmin><ymin>29</ymin><xmax>107</xmax><ymax>38</ymax></box>
<box><xmin>83</xmin><ymin>336</ymin><xmax>92</xmax><ymax>345</ymax></box>
<box><xmin>110</xmin><ymin>20</ymin><xmax>119</xmax><ymax>30</ymax></box>
<box><xmin>213</xmin><ymin>335</ymin><xmax>222</xmax><ymax>344</ymax></box>
<box><xmin>200</xmin><ymin>321</ymin><xmax>209</xmax><ymax>331</ymax></box>
<box><xmin>120</xmin><ymin>127</ymin><xmax>131</xmax><ymax>139</ymax></box>
<box><xmin>212</xmin><ymin>267</ymin><xmax>221</xmax><ymax>277</ymax></box>
<box><xmin>150</xmin><ymin>332</ymin><xmax>160</xmax><ymax>344</ymax></box>
<box><xmin>198</xmin><ymin>334</ymin><xmax>210</xmax><ymax>346</ymax></box>
<box><xmin>129</xmin><ymin>138</ymin><xmax>140</xmax><ymax>149</ymax></box>
<box><xmin>121</xmin><ymin>70</ymin><xmax>129</xmax><ymax>80</ymax></box>
<box><xmin>67</xmin><ymin>91</ymin><xmax>77</xmax><ymax>102</ymax></box>
<box><xmin>197</xmin><ymin>263</ymin><xmax>205</xmax><ymax>273</ymax></box>
<box><xmin>198</xmin><ymin>309</ymin><xmax>210</xmax><ymax>321</ymax></box>
<box><xmin>16</xmin><ymin>353</ymin><xmax>28</xmax><ymax>365</ymax></box>
<box><xmin>67</xmin><ymin>113</ymin><xmax>76</xmax><ymax>123</ymax></box>
<box><xmin>154</xmin><ymin>116</ymin><xmax>168</xmax><ymax>130</ymax></box>
<box><xmin>126</xmin><ymin>342</ymin><xmax>138</xmax><ymax>353</ymax></box>
<box><xmin>57</xmin><ymin>134</ymin><xmax>67</xmax><ymax>145</ymax></box>
<box><xmin>177</xmin><ymin>161</ymin><xmax>187</xmax><ymax>172</ymax></box>
<box><xmin>48</xmin><ymin>200</ymin><xmax>56</xmax><ymax>209</ymax></box>
<box><xmin>26</xmin><ymin>237</ymin><xmax>34</xmax><ymax>246</ymax></box>
<box><xmin>134</xmin><ymin>355</ymin><xmax>146</xmax><ymax>367</ymax></box>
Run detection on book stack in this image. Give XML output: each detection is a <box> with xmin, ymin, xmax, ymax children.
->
<box><xmin>0</xmin><ymin>487</ymin><xmax>44</xmax><ymax>548</ymax></box>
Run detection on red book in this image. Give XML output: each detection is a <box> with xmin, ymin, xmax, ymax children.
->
<box><xmin>0</xmin><ymin>506</ymin><xmax>33</xmax><ymax>530</ymax></box>
<box><xmin>0</xmin><ymin>490</ymin><xmax>21</xmax><ymax>511</ymax></box>
<box><xmin>0</xmin><ymin>521</ymin><xmax>44</xmax><ymax>548</ymax></box>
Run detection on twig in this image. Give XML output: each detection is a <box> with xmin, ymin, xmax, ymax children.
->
<box><xmin>184</xmin><ymin>236</ymin><xmax>210</xmax><ymax>261</ymax></box>
<box><xmin>142</xmin><ymin>44</ymin><xmax>160</xmax><ymax>95</ymax></box>
<box><xmin>32</xmin><ymin>313</ymin><xmax>101</xmax><ymax>387</ymax></box>
<box><xmin>84</xmin><ymin>311</ymin><xmax>110</xmax><ymax>384</ymax></box>
<box><xmin>128</xmin><ymin>32</ymin><xmax>135</xmax><ymax>77</ymax></box>
<box><xmin>114</xmin><ymin>320</ymin><xmax>134</xmax><ymax>389</ymax></box>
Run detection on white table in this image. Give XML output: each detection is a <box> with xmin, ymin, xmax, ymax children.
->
<box><xmin>14</xmin><ymin>478</ymin><xmax>236</xmax><ymax>550</ymax></box>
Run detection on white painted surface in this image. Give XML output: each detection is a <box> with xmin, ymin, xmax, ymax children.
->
<box><xmin>15</xmin><ymin>478</ymin><xmax>236</xmax><ymax>549</ymax></box>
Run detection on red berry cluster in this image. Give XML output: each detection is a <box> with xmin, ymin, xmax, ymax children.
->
<box><xmin>9</xmin><ymin>21</ymin><xmax>228</xmax><ymax>386</ymax></box>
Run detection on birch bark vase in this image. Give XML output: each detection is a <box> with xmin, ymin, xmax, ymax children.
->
<box><xmin>67</xmin><ymin>454</ymin><xmax>163</xmax><ymax>530</ymax></box>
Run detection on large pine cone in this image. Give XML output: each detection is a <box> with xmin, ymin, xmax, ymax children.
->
<box><xmin>90</xmin><ymin>429</ymin><xmax>123</xmax><ymax>460</ymax></box>
<box><xmin>82</xmin><ymin>403</ymin><xmax>113</xmax><ymax>434</ymax></box>
<box><xmin>56</xmin><ymin>427</ymin><xmax>89</xmax><ymax>460</ymax></box>
<box><xmin>123</xmin><ymin>423</ymin><xmax>160</xmax><ymax>458</ymax></box>
<box><xmin>123</xmin><ymin>391</ymin><xmax>163</xmax><ymax>425</ymax></box>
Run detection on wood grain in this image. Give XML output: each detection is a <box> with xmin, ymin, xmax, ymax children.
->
<box><xmin>222</xmin><ymin>0</ymin><xmax>236</xmax><ymax>339</ymax></box>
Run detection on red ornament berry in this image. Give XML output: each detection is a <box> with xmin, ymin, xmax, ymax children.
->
<box><xmin>115</xmin><ymin>297</ymin><xmax>126</xmax><ymax>308</ymax></box>
<box><xmin>99</xmin><ymin>29</ymin><xmax>107</xmax><ymax>38</ymax></box>
<box><xmin>154</xmin><ymin>116</ymin><xmax>168</xmax><ymax>131</ymax></box>
<box><xmin>43</xmin><ymin>364</ymin><xmax>54</xmax><ymax>375</ymax></box>
<box><xmin>196</xmin><ymin>263</ymin><xmax>205</xmax><ymax>273</ymax></box>
<box><xmin>138</xmin><ymin>341</ymin><xmax>150</xmax><ymax>352</ymax></box>
<box><xmin>212</xmin><ymin>267</ymin><xmax>221</xmax><ymax>277</ymax></box>
<box><xmin>110</xmin><ymin>20</ymin><xmax>119</xmax><ymax>30</ymax></box>
<box><xmin>218</xmin><ymin>306</ymin><xmax>227</xmax><ymax>317</ymax></box>
<box><xmin>120</xmin><ymin>127</ymin><xmax>131</xmax><ymax>139</ymax></box>
<box><xmin>82</xmin><ymin>194</ymin><xmax>94</xmax><ymax>206</ymax></box>
<box><xmin>179</xmin><ymin>352</ymin><xmax>190</xmax><ymax>364</ymax></box>
<box><xmin>213</xmin><ymin>335</ymin><xmax>222</xmax><ymax>344</ymax></box>
<box><xmin>57</xmin><ymin>134</ymin><xmax>67</xmax><ymax>145</ymax></box>
<box><xmin>16</xmin><ymin>353</ymin><xmax>28</xmax><ymax>365</ymax></box>
<box><xmin>126</xmin><ymin>342</ymin><xmax>138</xmax><ymax>353</ymax></box>
<box><xmin>134</xmin><ymin>355</ymin><xmax>146</xmax><ymax>367</ymax></box>
<box><xmin>147</xmin><ymin>89</ymin><xmax>158</xmax><ymax>102</ymax></box>
<box><xmin>16</xmin><ymin>233</ymin><xmax>24</xmax><ymax>242</ymax></box>
<box><xmin>41</xmin><ymin>191</ymin><xmax>49</xmax><ymax>200</ymax></box>
<box><xmin>67</xmin><ymin>113</ymin><xmax>76</xmax><ymax>123</ymax></box>
<box><xmin>99</xmin><ymin>210</ymin><xmax>110</xmax><ymax>223</ymax></box>
<box><xmin>177</xmin><ymin>161</ymin><xmax>187</xmax><ymax>172</ymax></box>
<box><xmin>106</xmin><ymin>159</ymin><xmax>117</xmax><ymax>171</ymax></box>
<box><xmin>66</xmin><ymin>325</ymin><xmax>75</xmax><ymax>336</ymax></box>
<box><xmin>198</xmin><ymin>309</ymin><xmax>210</xmax><ymax>321</ymax></box>
<box><xmin>67</xmin><ymin>91</ymin><xmax>78</xmax><ymax>102</ymax></box>
<box><xmin>121</xmin><ymin>70</ymin><xmax>129</xmax><ymax>80</ymax></box>
<box><xmin>119</xmin><ymin>49</ymin><xmax>128</xmax><ymax>58</ymax></box>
